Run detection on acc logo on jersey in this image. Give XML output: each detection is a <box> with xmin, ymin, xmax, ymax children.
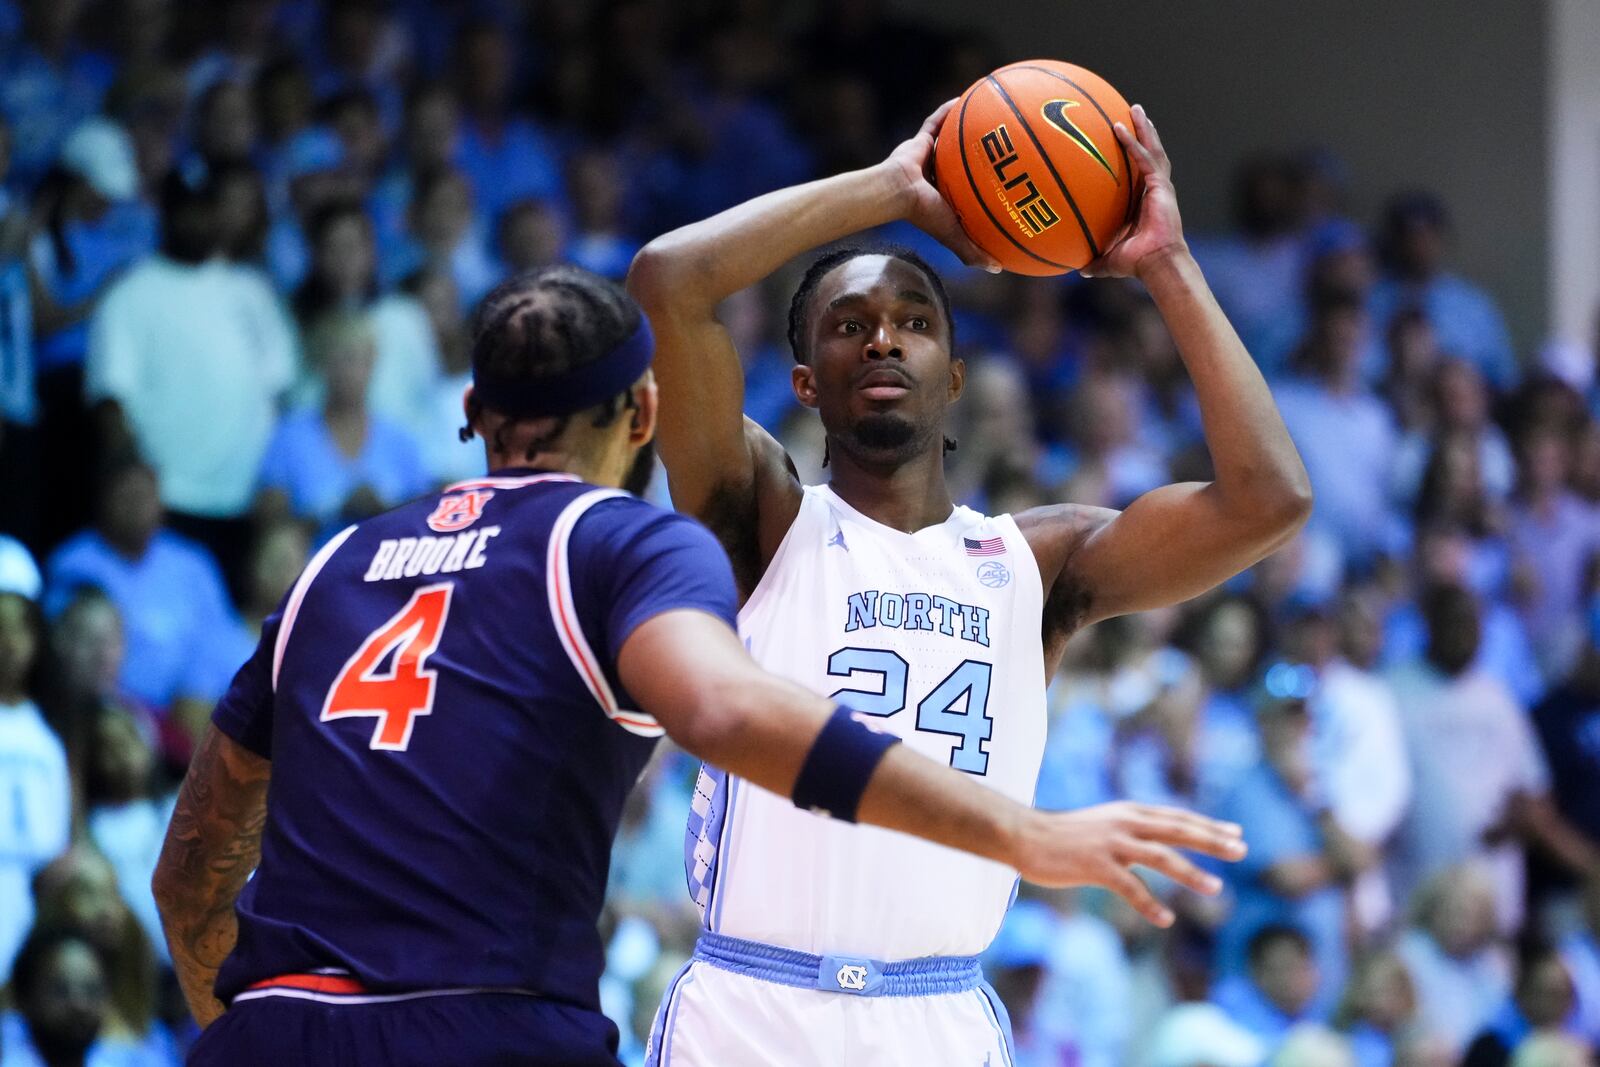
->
<box><xmin>427</xmin><ymin>489</ymin><xmax>495</xmax><ymax>533</ymax></box>
<box><xmin>835</xmin><ymin>964</ymin><xmax>869</xmax><ymax>991</ymax></box>
<box><xmin>976</xmin><ymin>561</ymin><xmax>1011</xmax><ymax>588</ymax></box>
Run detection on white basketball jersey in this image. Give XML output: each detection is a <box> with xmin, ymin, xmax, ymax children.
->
<box><xmin>685</xmin><ymin>484</ymin><xmax>1047</xmax><ymax>960</ymax></box>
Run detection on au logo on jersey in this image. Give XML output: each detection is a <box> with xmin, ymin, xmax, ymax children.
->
<box><xmin>1039</xmin><ymin>99</ymin><xmax>1118</xmax><ymax>183</ymax></box>
<box><xmin>981</xmin><ymin>123</ymin><xmax>1060</xmax><ymax>237</ymax></box>
<box><xmin>427</xmin><ymin>489</ymin><xmax>495</xmax><ymax>533</ymax></box>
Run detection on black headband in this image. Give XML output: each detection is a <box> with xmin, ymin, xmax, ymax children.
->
<box><xmin>473</xmin><ymin>317</ymin><xmax>653</xmax><ymax>419</ymax></box>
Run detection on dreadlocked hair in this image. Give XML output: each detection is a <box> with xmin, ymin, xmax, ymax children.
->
<box><xmin>461</xmin><ymin>265</ymin><xmax>644</xmax><ymax>460</ymax></box>
<box><xmin>785</xmin><ymin>244</ymin><xmax>955</xmax><ymax>365</ymax></box>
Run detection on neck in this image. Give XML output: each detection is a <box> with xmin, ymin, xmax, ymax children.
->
<box><xmin>825</xmin><ymin>438</ymin><xmax>953</xmax><ymax>533</ymax></box>
<box><xmin>486</xmin><ymin>450</ymin><xmax>616</xmax><ymax>488</ymax></box>
<box><xmin>325</xmin><ymin>398</ymin><xmax>365</xmax><ymax>422</ymax></box>
<box><xmin>102</xmin><ymin>529</ymin><xmax>152</xmax><ymax>561</ymax></box>
<box><xmin>0</xmin><ymin>682</ymin><xmax>23</xmax><ymax>704</ymax></box>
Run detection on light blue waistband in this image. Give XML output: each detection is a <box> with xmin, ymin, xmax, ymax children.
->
<box><xmin>692</xmin><ymin>930</ymin><xmax>983</xmax><ymax>997</ymax></box>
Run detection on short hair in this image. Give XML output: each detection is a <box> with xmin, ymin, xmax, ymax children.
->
<box><xmin>1247</xmin><ymin>924</ymin><xmax>1312</xmax><ymax>966</ymax></box>
<box><xmin>785</xmin><ymin>245</ymin><xmax>954</xmax><ymax>365</ymax></box>
<box><xmin>465</xmin><ymin>265</ymin><xmax>643</xmax><ymax>454</ymax></box>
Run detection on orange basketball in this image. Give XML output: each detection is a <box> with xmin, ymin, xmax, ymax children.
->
<box><xmin>933</xmin><ymin>60</ymin><xmax>1138</xmax><ymax>275</ymax></box>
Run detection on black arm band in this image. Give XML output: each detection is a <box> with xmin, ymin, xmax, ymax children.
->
<box><xmin>790</xmin><ymin>704</ymin><xmax>902</xmax><ymax>823</ymax></box>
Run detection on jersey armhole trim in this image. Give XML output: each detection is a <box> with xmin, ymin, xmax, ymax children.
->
<box><xmin>737</xmin><ymin>483</ymin><xmax>820</xmax><ymax>624</ymax></box>
<box><xmin>547</xmin><ymin>490</ymin><xmax>665</xmax><ymax>738</ymax></box>
<box><xmin>272</xmin><ymin>524</ymin><xmax>358</xmax><ymax>691</ymax></box>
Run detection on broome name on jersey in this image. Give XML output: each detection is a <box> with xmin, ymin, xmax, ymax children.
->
<box><xmin>361</xmin><ymin>527</ymin><xmax>501</xmax><ymax>582</ymax></box>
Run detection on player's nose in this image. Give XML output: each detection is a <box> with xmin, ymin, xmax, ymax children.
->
<box><xmin>863</xmin><ymin>321</ymin><xmax>903</xmax><ymax>361</ymax></box>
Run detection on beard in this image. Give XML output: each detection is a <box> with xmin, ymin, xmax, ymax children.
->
<box><xmin>623</xmin><ymin>439</ymin><xmax>657</xmax><ymax>497</ymax></box>
<box><xmin>837</xmin><ymin>411</ymin><xmax>936</xmax><ymax>467</ymax></box>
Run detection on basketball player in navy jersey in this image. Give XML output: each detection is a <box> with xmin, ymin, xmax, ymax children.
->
<box><xmin>152</xmin><ymin>266</ymin><xmax>1248</xmax><ymax>1067</ymax></box>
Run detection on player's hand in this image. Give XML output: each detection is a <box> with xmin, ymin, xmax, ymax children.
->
<box><xmin>883</xmin><ymin>99</ymin><xmax>1002</xmax><ymax>273</ymax></box>
<box><xmin>1012</xmin><ymin>801</ymin><xmax>1246</xmax><ymax>927</ymax></box>
<box><xmin>1079</xmin><ymin>105</ymin><xmax>1188</xmax><ymax>282</ymax></box>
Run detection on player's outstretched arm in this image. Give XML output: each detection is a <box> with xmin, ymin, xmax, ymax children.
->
<box><xmin>621</xmin><ymin>609</ymin><xmax>1245</xmax><ymax>925</ymax></box>
<box><xmin>1023</xmin><ymin>106</ymin><xmax>1312</xmax><ymax>631</ymax></box>
<box><xmin>626</xmin><ymin>102</ymin><xmax>994</xmax><ymax>539</ymax></box>
<box><xmin>153</xmin><ymin>725</ymin><xmax>271</xmax><ymax>1028</ymax></box>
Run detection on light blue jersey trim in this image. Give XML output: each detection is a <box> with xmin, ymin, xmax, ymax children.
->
<box><xmin>708</xmin><ymin>774</ymin><xmax>738</xmax><ymax>931</ymax></box>
<box><xmin>644</xmin><ymin>961</ymin><xmax>695</xmax><ymax>1067</ymax></box>
<box><xmin>693</xmin><ymin>930</ymin><xmax>983</xmax><ymax>998</ymax></box>
<box><xmin>978</xmin><ymin>979</ymin><xmax>1017</xmax><ymax>1067</ymax></box>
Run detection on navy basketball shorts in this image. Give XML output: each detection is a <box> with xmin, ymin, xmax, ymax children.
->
<box><xmin>188</xmin><ymin>992</ymin><xmax>621</xmax><ymax>1066</ymax></box>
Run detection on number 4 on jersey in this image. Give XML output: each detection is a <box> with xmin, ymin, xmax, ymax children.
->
<box><xmin>321</xmin><ymin>584</ymin><xmax>453</xmax><ymax>750</ymax></box>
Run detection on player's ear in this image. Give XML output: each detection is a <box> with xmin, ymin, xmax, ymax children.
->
<box><xmin>458</xmin><ymin>384</ymin><xmax>478</xmax><ymax>442</ymax></box>
<box><xmin>629</xmin><ymin>372</ymin><xmax>658</xmax><ymax>446</ymax></box>
<box><xmin>947</xmin><ymin>357</ymin><xmax>966</xmax><ymax>403</ymax></box>
<box><xmin>792</xmin><ymin>362</ymin><xmax>819</xmax><ymax>409</ymax></box>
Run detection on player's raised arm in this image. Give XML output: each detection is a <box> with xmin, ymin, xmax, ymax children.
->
<box><xmin>621</xmin><ymin>609</ymin><xmax>1244</xmax><ymax>925</ymax></box>
<box><xmin>1022</xmin><ymin>106</ymin><xmax>1313</xmax><ymax>630</ymax></box>
<box><xmin>626</xmin><ymin>103</ymin><xmax>996</xmax><ymax>562</ymax></box>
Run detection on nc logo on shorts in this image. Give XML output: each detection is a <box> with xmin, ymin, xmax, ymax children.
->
<box><xmin>835</xmin><ymin>964</ymin><xmax>869</xmax><ymax>991</ymax></box>
<box><xmin>976</xmin><ymin>561</ymin><xmax>1011</xmax><ymax>588</ymax></box>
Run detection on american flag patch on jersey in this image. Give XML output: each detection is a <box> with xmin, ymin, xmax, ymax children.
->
<box><xmin>964</xmin><ymin>535</ymin><xmax>1005</xmax><ymax>557</ymax></box>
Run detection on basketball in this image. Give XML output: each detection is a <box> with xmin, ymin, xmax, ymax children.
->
<box><xmin>933</xmin><ymin>60</ymin><xmax>1138</xmax><ymax>275</ymax></box>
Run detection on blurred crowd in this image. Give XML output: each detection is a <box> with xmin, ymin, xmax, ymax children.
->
<box><xmin>0</xmin><ymin>1</ymin><xmax>1597</xmax><ymax>1066</ymax></box>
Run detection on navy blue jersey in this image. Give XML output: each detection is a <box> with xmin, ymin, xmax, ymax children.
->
<box><xmin>211</xmin><ymin>470</ymin><xmax>737</xmax><ymax>1010</ymax></box>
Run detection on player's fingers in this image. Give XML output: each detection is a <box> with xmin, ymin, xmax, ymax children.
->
<box><xmin>1113</xmin><ymin>122</ymin><xmax>1158</xmax><ymax>178</ymax></box>
<box><xmin>1119</xmin><ymin>839</ymin><xmax>1223</xmax><ymax>897</ymax></box>
<box><xmin>1131</xmin><ymin>104</ymin><xmax>1170</xmax><ymax>174</ymax></box>
<box><xmin>1132</xmin><ymin>803</ymin><xmax>1244</xmax><ymax>839</ymax></box>
<box><xmin>1104</xmin><ymin>865</ymin><xmax>1173</xmax><ymax>927</ymax></box>
<box><xmin>920</xmin><ymin>98</ymin><xmax>959</xmax><ymax>141</ymax></box>
<box><xmin>1129</xmin><ymin>812</ymin><xmax>1248</xmax><ymax>862</ymax></box>
<box><xmin>930</xmin><ymin>211</ymin><xmax>1001</xmax><ymax>272</ymax></box>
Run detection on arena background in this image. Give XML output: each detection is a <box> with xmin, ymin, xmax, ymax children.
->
<box><xmin>921</xmin><ymin>0</ymin><xmax>1597</xmax><ymax>356</ymax></box>
<box><xmin>0</xmin><ymin>1</ymin><xmax>1598</xmax><ymax>1066</ymax></box>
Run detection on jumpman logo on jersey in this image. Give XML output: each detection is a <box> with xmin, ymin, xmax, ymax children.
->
<box><xmin>827</xmin><ymin>529</ymin><xmax>848</xmax><ymax>552</ymax></box>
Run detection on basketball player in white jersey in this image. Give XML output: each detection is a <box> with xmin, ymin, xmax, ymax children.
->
<box><xmin>627</xmin><ymin>102</ymin><xmax>1311</xmax><ymax>1065</ymax></box>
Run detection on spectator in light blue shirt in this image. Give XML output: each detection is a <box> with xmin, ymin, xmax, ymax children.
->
<box><xmin>1212</xmin><ymin>681</ymin><xmax>1351</xmax><ymax>1013</ymax></box>
<box><xmin>0</xmin><ymin>583</ymin><xmax>70</xmax><ymax>982</ymax></box>
<box><xmin>257</xmin><ymin>310</ymin><xmax>430</xmax><ymax>540</ymax></box>
<box><xmin>0</xmin><ymin>0</ymin><xmax>116</xmax><ymax>188</ymax></box>
<box><xmin>44</xmin><ymin>458</ymin><xmax>248</xmax><ymax>716</ymax></box>
<box><xmin>1370</xmin><ymin>192</ymin><xmax>1517</xmax><ymax>390</ymax></box>
<box><xmin>29</xmin><ymin>121</ymin><xmax>157</xmax><ymax>377</ymax></box>
<box><xmin>1211</xmin><ymin>925</ymin><xmax>1328</xmax><ymax>1052</ymax></box>
<box><xmin>382</xmin><ymin>166</ymin><xmax>499</xmax><ymax>311</ymax></box>
<box><xmin>1275</xmin><ymin>290</ymin><xmax>1397</xmax><ymax>563</ymax></box>
<box><xmin>1335</xmin><ymin>950</ymin><xmax>1421</xmax><ymax>1067</ymax></box>
<box><xmin>1</xmin><ymin>926</ymin><xmax>171</xmax><ymax>1067</ymax></box>
<box><xmin>452</xmin><ymin>22</ymin><xmax>564</xmax><ymax>225</ymax></box>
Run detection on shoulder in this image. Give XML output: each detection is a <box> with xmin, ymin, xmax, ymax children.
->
<box><xmin>98</xmin><ymin>259</ymin><xmax>160</xmax><ymax>308</ymax></box>
<box><xmin>46</xmin><ymin>531</ymin><xmax>108</xmax><ymax>577</ymax></box>
<box><xmin>267</xmin><ymin>408</ymin><xmax>322</xmax><ymax>447</ymax></box>
<box><xmin>688</xmin><ymin>418</ymin><xmax>803</xmax><ymax>599</ymax></box>
<box><xmin>577</xmin><ymin>494</ymin><xmax>722</xmax><ymax>556</ymax></box>
<box><xmin>152</xmin><ymin>529</ymin><xmax>222</xmax><ymax>567</ymax></box>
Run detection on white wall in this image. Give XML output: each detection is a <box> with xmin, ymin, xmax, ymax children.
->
<box><xmin>1547</xmin><ymin>0</ymin><xmax>1600</xmax><ymax>353</ymax></box>
<box><xmin>901</xmin><ymin>0</ymin><xmax>1552</xmax><ymax>353</ymax></box>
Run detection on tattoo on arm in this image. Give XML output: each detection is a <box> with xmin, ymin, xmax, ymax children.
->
<box><xmin>154</xmin><ymin>726</ymin><xmax>271</xmax><ymax>1028</ymax></box>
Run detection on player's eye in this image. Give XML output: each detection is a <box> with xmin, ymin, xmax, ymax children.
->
<box><xmin>907</xmin><ymin>316</ymin><xmax>930</xmax><ymax>331</ymax></box>
<box><xmin>839</xmin><ymin>319</ymin><xmax>862</xmax><ymax>334</ymax></box>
